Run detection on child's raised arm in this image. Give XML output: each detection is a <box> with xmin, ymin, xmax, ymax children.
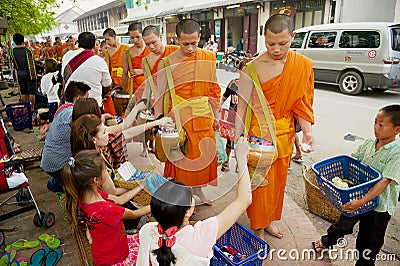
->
<box><xmin>216</xmin><ymin>136</ymin><xmax>252</xmax><ymax>239</ymax></box>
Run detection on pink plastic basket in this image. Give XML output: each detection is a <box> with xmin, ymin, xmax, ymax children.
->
<box><xmin>219</xmin><ymin>108</ymin><xmax>236</xmax><ymax>140</ymax></box>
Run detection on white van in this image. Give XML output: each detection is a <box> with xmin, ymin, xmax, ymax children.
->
<box><xmin>291</xmin><ymin>22</ymin><xmax>400</xmax><ymax>95</ymax></box>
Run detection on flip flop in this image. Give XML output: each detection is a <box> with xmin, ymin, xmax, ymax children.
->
<box><xmin>5</xmin><ymin>240</ymin><xmax>40</xmax><ymax>251</ymax></box>
<box><xmin>38</xmin><ymin>233</ymin><xmax>60</xmax><ymax>249</ymax></box>
<box><xmin>44</xmin><ymin>248</ymin><xmax>62</xmax><ymax>266</ymax></box>
<box><xmin>9</xmin><ymin>260</ymin><xmax>22</xmax><ymax>266</ymax></box>
<box><xmin>0</xmin><ymin>252</ymin><xmax>10</xmax><ymax>266</ymax></box>
<box><xmin>15</xmin><ymin>258</ymin><xmax>27</xmax><ymax>266</ymax></box>
<box><xmin>312</xmin><ymin>239</ymin><xmax>328</xmax><ymax>253</ymax></box>
<box><xmin>292</xmin><ymin>157</ymin><xmax>303</xmax><ymax>164</ymax></box>
<box><xmin>29</xmin><ymin>247</ymin><xmax>50</xmax><ymax>266</ymax></box>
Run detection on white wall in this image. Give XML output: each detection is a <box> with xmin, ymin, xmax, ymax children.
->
<box><xmin>340</xmin><ymin>0</ymin><xmax>396</xmax><ymax>22</ymax></box>
<box><xmin>256</xmin><ymin>5</ymin><xmax>270</xmax><ymax>53</ymax></box>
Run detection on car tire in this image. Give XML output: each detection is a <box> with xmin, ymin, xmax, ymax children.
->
<box><xmin>339</xmin><ymin>71</ymin><xmax>364</xmax><ymax>95</ymax></box>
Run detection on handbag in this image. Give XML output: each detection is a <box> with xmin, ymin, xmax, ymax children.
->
<box><xmin>245</xmin><ymin>62</ymin><xmax>278</xmax><ymax>187</ymax></box>
<box><xmin>154</xmin><ymin>58</ymin><xmax>189</xmax><ymax>162</ymax></box>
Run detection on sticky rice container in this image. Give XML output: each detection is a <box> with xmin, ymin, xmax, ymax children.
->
<box><xmin>247</xmin><ymin>143</ymin><xmax>276</xmax><ymax>168</ymax></box>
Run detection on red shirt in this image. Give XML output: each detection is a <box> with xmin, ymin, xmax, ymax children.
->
<box><xmin>79</xmin><ymin>190</ymin><xmax>128</xmax><ymax>265</ymax></box>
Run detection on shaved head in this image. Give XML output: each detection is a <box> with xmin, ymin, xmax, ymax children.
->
<box><xmin>143</xmin><ymin>25</ymin><xmax>160</xmax><ymax>37</ymax></box>
<box><xmin>128</xmin><ymin>23</ymin><xmax>142</xmax><ymax>33</ymax></box>
<box><xmin>264</xmin><ymin>14</ymin><xmax>294</xmax><ymax>35</ymax></box>
<box><xmin>176</xmin><ymin>19</ymin><xmax>201</xmax><ymax>37</ymax></box>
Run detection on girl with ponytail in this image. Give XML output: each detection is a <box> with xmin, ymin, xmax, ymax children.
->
<box><xmin>137</xmin><ymin>136</ymin><xmax>252</xmax><ymax>265</ymax></box>
<box><xmin>62</xmin><ymin>150</ymin><xmax>150</xmax><ymax>265</ymax></box>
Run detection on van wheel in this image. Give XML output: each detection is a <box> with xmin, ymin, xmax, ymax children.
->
<box><xmin>339</xmin><ymin>71</ymin><xmax>364</xmax><ymax>95</ymax></box>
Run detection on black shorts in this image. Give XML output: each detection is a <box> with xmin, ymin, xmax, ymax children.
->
<box><xmin>18</xmin><ymin>75</ymin><xmax>37</xmax><ymax>95</ymax></box>
<box><xmin>226</xmin><ymin>139</ymin><xmax>234</xmax><ymax>150</ymax></box>
<box><xmin>294</xmin><ymin>117</ymin><xmax>302</xmax><ymax>133</ymax></box>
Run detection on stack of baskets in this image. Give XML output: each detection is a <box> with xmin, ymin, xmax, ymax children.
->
<box><xmin>303</xmin><ymin>165</ymin><xmax>341</xmax><ymax>222</ymax></box>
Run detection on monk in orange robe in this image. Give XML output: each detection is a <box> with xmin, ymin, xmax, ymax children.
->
<box><xmin>54</xmin><ymin>37</ymin><xmax>67</xmax><ymax>61</ymax></box>
<box><xmin>103</xmin><ymin>28</ymin><xmax>130</xmax><ymax>115</ymax></box>
<box><xmin>155</xmin><ymin>19</ymin><xmax>220</xmax><ymax>204</ymax></box>
<box><xmin>235</xmin><ymin>14</ymin><xmax>315</xmax><ymax>241</ymax></box>
<box><xmin>122</xmin><ymin>23</ymin><xmax>150</xmax><ymax>100</ymax></box>
<box><xmin>141</xmin><ymin>25</ymin><xmax>179</xmax><ymax>103</ymax></box>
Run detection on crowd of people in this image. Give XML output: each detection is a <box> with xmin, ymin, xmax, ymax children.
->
<box><xmin>7</xmin><ymin>13</ymin><xmax>400</xmax><ymax>266</ymax></box>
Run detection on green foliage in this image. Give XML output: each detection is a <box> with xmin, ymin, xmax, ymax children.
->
<box><xmin>0</xmin><ymin>0</ymin><xmax>58</xmax><ymax>35</ymax></box>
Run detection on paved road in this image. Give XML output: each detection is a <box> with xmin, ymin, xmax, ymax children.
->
<box><xmin>216</xmin><ymin>68</ymin><xmax>400</xmax><ymax>259</ymax></box>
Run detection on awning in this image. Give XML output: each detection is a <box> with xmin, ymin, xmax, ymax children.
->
<box><xmin>120</xmin><ymin>10</ymin><xmax>162</xmax><ymax>24</ymax></box>
<box><xmin>179</xmin><ymin>0</ymin><xmax>254</xmax><ymax>13</ymax></box>
<box><xmin>155</xmin><ymin>8</ymin><xmax>184</xmax><ymax>18</ymax></box>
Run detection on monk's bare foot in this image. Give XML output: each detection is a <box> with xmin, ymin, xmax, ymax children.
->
<box><xmin>265</xmin><ymin>225</ymin><xmax>283</xmax><ymax>238</ymax></box>
<box><xmin>192</xmin><ymin>187</ymin><xmax>212</xmax><ymax>206</ymax></box>
<box><xmin>254</xmin><ymin>228</ymin><xmax>265</xmax><ymax>241</ymax></box>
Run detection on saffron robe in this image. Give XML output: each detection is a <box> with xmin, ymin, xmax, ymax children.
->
<box><xmin>163</xmin><ymin>49</ymin><xmax>220</xmax><ymax>187</ymax></box>
<box><xmin>246</xmin><ymin>50</ymin><xmax>314</xmax><ymax>229</ymax></box>
<box><xmin>108</xmin><ymin>44</ymin><xmax>131</xmax><ymax>87</ymax></box>
<box><xmin>142</xmin><ymin>45</ymin><xmax>179</xmax><ymax>101</ymax></box>
<box><xmin>128</xmin><ymin>47</ymin><xmax>150</xmax><ymax>99</ymax></box>
<box><xmin>105</xmin><ymin>44</ymin><xmax>130</xmax><ymax>115</ymax></box>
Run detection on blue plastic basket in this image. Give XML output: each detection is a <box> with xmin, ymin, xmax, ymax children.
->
<box><xmin>5</xmin><ymin>102</ymin><xmax>32</xmax><ymax>131</ymax></box>
<box><xmin>312</xmin><ymin>155</ymin><xmax>382</xmax><ymax>217</ymax></box>
<box><xmin>211</xmin><ymin>222</ymin><xmax>269</xmax><ymax>266</ymax></box>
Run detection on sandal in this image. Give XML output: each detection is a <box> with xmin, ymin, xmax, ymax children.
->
<box><xmin>5</xmin><ymin>240</ymin><xmax>40</xmax><ymax>251</ymax></box>
<box><xmin>312</xmin><ymin>239</ymin><xmax>328</xmax><ymax>253</ymax></box>
<box><xmin>221</xmin><ymin>161</ymin><xmax>229</xmax><ymax>172</ymax></box>
<box><xmin>292</xmin><ymin>157</ymin><xmax>303</xmax><ymax>164</ymax></box>
<box><xmin>38</xmin><ymin>233</ymin><xmax>61</xmax><ymax>249</ymax></box>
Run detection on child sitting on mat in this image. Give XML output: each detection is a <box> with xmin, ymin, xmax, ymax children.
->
<box><xmin>312</xmin><ymin>104</ymin><xmax>400</xmax><ymax>266</ymax></box>
<box><xmin>137</xmin><ymin>136</ymin><xmax>252</xmax><ymax>265</ymax></box>
<box><xmin>62</xmin><ymin>150</ymin><xmax>150</xmax><ymax>265</ymax></box>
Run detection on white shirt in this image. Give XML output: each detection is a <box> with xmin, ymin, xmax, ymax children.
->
<box><xmin>137</xmin><ymin>218</ymin><xmax>218</xmax><ymax>266</ymax></box>
<box><xmin>61</xmin><ymin>48</ymin><xmax>112</xmax><ymax>107</ymax></box>
<box><xmin>40</xmin><ymin>71</ymin><xmax>60</xmax><ymax>103</ymax></box>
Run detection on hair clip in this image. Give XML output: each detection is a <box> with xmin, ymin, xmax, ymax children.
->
<box><xmin>68</xmin><ymin>157</ymin><xmax>75</xmax><ymax>168</ymax></box>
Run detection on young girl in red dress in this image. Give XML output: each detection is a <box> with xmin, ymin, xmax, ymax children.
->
<box><xmin>62</xmin><ymin>150</ymin><xmax>150</xmax><ymax>265</ymax></box>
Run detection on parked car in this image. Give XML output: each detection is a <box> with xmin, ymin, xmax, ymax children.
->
<box><xmin>291</xmin><ymin>22</ymin><xmax>400</xmax><ymax>95</ymax></box>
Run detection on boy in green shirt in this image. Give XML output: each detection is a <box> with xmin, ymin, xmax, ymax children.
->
<box><xmin>313</xmin><ymin>104</ymin><xmax>400</xmax><ymax>266</ymax></box>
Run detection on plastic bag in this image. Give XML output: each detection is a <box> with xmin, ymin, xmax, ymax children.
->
<box><xmin>215</xmin><ymin>131</ymin><xmax>227</xmax><ymax>166</ymax></box>
<box><xmin>145</xmin><ymin>172</ymin><xmax>168</xmax><ymax>194</ymax></box>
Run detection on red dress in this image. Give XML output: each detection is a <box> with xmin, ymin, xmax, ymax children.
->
<box><xmin>79</xmin><ymin>190</ymin><xmax>128</xmax><ymax>265</ymax></box>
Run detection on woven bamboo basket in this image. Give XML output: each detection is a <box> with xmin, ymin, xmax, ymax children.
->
<box><xmin>302</xmin><ymin>165</ymin><xmax>341</xmax><ymax>222</ymax></box>
<box><xmin>113</xmin><ymin>165</ymin><xmax>156</xmax><ymax>206</ymax></box>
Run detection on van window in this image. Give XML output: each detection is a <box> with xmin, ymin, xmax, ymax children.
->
<box><xmin>308</xmin><ymin>32</ymin><xmax>336</xmax><ymax>48</ymax></box>
<box><xmin>291</xmin><ymin>32</ymin><xmax>306</xmax><ymax>48</ymax></box>
<box><xmin>339</xmin><ymin>31</ymin><xmax>380</xmax><ymax>48</ymax></box>
<box><xmin>391</xmin><ymin>28</ymin><xmax>400</xmax><ymax>51</ymax></box>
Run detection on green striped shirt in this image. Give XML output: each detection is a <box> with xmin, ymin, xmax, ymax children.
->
<box><xmin>352</xmin><ymin>138</ymin><xmax>400</xmax><ymax>215</ymax></box>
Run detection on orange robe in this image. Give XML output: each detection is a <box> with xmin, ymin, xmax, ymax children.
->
<box><xmin>151</xmin><ymin>45</ymin><xmax>180</xmax><ymax>74</ymax></box>
<box><xmin>108</xmin><ymin>44</ymin><xmax>131</xmax><ymax>87</ymax></box>
<box><xmin>56</xmin><ymin>43</ymin><xmax>67</xmax><ymax>61</ymax></box>
<box><xmin>164</xmin><ymin>49</ymin><xmax>220</xmax><ymax>187</ymax></box>
<box><xmin>142</xmin><ymin>45</ymin><xmax>179</xmax><ymax>101</ymax></box>
<box><xmin>246</xmin><ymin>50</ymin><xmax>314</xmax><ymax>229</ymax></box>
<box><xmin>128</xmin><ymin>48</ymin><xmax>150</xmax><ymax>99</ymax></box>
<box><xmin>104</xmin><ymin>44</ymin><xmax>130</xmax><ymax>115</ymax></box>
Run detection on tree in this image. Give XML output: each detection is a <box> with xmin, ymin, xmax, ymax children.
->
<box><xmin>0</xmin><ymin>0</ymin><xmax>58</xmax><ymax>36</ymax></box>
